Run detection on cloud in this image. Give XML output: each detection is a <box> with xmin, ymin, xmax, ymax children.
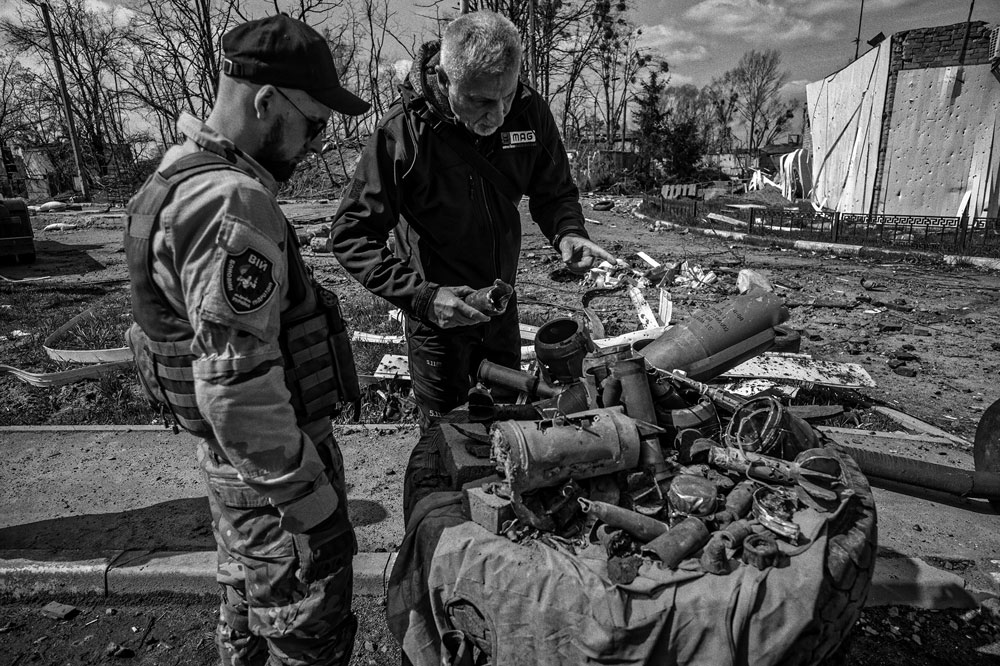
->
<box><xmin>664</xmin><ymin>72</ymin><xmax>696</xmax><ymax>87</ymax></box>
<box><xmin>781</xmin><ymin>78</ymin><xmax>811</xmax><ymax>95</ymax></box>
<box><xmin>638</xmin><ymin>25</ymin><xmax>708</xmax><ymax>63</ymax></box>
<box><xmin>637</xmin><ymin>24</ymin><xmax>699</xmax><ymax>49</ymax></box>
<box><xmin>793</xmin><ymin>0</ymin><xmax>917</xmax><ymax>21</ymax></box>
<box><xmin>683</xmin><ymin>0</ymin><xmax>833</xmax><ymax>42</ymax></box>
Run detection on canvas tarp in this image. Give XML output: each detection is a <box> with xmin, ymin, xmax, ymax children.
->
<box><xmin>387</xmin><ymin>490</ymin><xmax>852</xmax><ymax>666</ymax></box>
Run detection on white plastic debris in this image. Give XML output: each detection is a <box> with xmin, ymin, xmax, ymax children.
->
<box><xmin>43</xmin><ymin>222</ymin><xmax>78</xmax><ymax>232</ymax></box>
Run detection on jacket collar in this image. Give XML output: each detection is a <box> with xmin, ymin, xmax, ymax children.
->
<box><xmin>175</xmin><ymin>113</ymin><xmax>278</xmax><ymax>194</ymax></box>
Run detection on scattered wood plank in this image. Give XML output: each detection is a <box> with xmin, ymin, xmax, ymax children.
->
<box><xmin>351</xmin><ymin>332</ymin><xmax>404</xmax><ymax>344</ymax></box>
<box><xmin>707</xmin><ymin>212</ymin><xmax>748</xmax><ymax>228</ymax></box>
<box><xmin>871</xmin><ymin>406</ymin><xmax>973</xmax><ymax>448</ymax></box>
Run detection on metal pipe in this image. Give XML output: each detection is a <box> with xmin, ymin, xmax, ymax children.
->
<box><xmin>615</xmin><ymin>357</ymin><xmax>668</xmax><ymax>474</ymax></box>
<box><xmin>841</xmin><ymin>444</ymin><xmax>1000</xmax><ymax>501</ymax></box>
<box><xmin>477</xmin><ymin>360</ymin><xmax>559</xmax><ymax>399</ymax></box>
<box><xmin>578</xmin><ymin>498</ymin><xmax>669</xmax><ymax>542</ymax></box>
<box><xmin>641</xmin><ymin>516</ymin><xmax>711</xmax><ymax>568</ymax></box>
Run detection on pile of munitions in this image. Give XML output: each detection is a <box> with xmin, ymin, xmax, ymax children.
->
<box><xmin>455</xmin><ymin>291</ymin><xmax>853</xmax><ymax>583</ymax></box>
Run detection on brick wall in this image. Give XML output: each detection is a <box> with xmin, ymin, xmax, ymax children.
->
<box><xmin>870</xmin><ymin>21</ymin><xmax>997</xmax><ymax>213</ymax></box>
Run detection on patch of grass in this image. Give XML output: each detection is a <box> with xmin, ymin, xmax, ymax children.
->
<box><xmin>46</xmin><ymin>291</ymin><xmax>132</xmax><ymax>351</ymax></box>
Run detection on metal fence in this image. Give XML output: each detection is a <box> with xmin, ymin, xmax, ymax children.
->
<box><xmin>644</xmin><ymin>196</ymin><xmax>1000</xmax><ymax>258</ymax></box>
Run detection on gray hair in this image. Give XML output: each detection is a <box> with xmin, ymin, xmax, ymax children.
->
<box><xmin>440</xmin><ymin>11</ymin><xmax>522</xmax><ymax>84</ymax></box>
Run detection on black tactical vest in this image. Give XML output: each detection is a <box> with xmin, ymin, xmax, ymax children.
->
<box><xmin>124</xmin><ymin>150</ymin><xmax>359</xmax><ymax>437</ymax></box>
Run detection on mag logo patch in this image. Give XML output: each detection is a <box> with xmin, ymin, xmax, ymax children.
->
<box><xmin>501</xmin><ymin>130</ymin><xmax>536</xmax><ymax>149</ymax></box>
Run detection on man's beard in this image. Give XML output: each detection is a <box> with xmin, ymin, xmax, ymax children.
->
<box><xmin>255</xmin><ymin>119</ymin><xmax>297</xmax><ymax>182</ymax></box>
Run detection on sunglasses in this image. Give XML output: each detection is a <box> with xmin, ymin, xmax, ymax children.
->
<box><xmin>274</xmin><ymin>88</ymin><xmax>327</xmax><ymax>141</ymax></box>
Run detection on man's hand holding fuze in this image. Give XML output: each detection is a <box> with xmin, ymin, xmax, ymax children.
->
<box><xmin>430</xmin><ymin>286</ymin><xmax>491</xmax><ymax>328</ymax></box>
<box><xmin>559</xmin><ymin>235</ymin><xmax>617</xmax><ymax>274</ymax></box>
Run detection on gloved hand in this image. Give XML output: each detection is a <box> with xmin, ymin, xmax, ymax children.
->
<box><xmin>293</xmin><ymin>513</ymin><xmax>355</xmax><ymax>585</ymax></box>
<box><xmin>558</xmin><ymin>235</ymin><xmax>617</xmax><ymax>274</ymax></box>
<box><xmin>429</xmin><ymin>286</ymin><xmax>491</xmax><ymax>328</ymax></box>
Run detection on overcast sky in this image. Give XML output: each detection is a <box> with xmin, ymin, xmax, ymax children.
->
<box><xmin>4</xmin><ymin>0</ymin><xmax>997</xmax><ymax>103</ymax></box>
<box><xmin>631</xmin><ymin>0</ymin><xmax>1000</xmax><ymax>97</ymax></box>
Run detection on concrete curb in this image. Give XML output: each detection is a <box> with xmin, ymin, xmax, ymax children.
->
<box><xmin>0</xmin><ymin>424</ymin><xmax>416</xmax><ymax>433</ymax></box>
<box><xmin>632</xmin><ymin>210</ymin><xmax>1000</xmax><ymax>271</ymax></box>
<box><xmin>0</xmin><ymin>551</ymin><xmax>397</xmax><ymax>599</ymax></box>
<box><xmin>1</xmin><ymin>550</ymin><xmax>990</xmax><ymax>610</ymax></box>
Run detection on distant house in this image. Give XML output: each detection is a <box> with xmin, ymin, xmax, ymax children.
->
<box><xmin>19</xmin><ymin>147</ymin><xmax>59</xmax><ymax>201</ymax></box>
<box><xmin>807</xmin><ymin>21</ymin><xmax>1000</xmax><ymax>218</ymax></box>
<box><xmin>758</xmin><ymin>135</ymin><xmax>802</xmax><ymax>174</ymax></box>
<box><xmin>701</xmin><ymin>150</ymin><xmax>756</xmax><ymax>178</ymax></box>
<box><xmin>0</xmin><ymin>144</ymin><xmax>26</xmax><ymax>199</ymax></box>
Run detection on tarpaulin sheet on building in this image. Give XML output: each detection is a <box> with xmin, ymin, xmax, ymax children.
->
<box><xmin>879</xmin><ymin>64</ymin><xmax>1000</xmax><ymax>218</ymax></box>
<box><xmin>806</xmin><ymin>42</ymin><xmax>889</xmax><ymax>214</ymax></box>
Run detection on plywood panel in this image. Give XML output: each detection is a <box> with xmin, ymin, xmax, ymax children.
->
<box><xmin>880</xmin><ymin>64</ymin><xmax>1000</xmax><ymax>217</ymax></box>
<box><xmin>806</xmin><ymin>42</ymin><xmax>889</xmax><ymax>214</ymax></box>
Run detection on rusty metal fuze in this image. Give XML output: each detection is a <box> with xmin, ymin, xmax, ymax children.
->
<box><xmin>464</xmin><ymin>279</ymin><xmax>513</xmax><ymax>315</ymax></box>
<box><xmin>534</xmin><ymin>317</ymin><xmax>593</xmax><ymax>386</ymax></box>
<box><xmin>478</xmin><ymin>360</ymin><xmax>561</xmax><ymax>399</ymax></box>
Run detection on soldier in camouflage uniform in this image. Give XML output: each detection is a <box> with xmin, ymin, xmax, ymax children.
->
<box><xmin>123</xmin><ymin>15</ymin><xmax>369</xmax><ymax>666</ymax></box>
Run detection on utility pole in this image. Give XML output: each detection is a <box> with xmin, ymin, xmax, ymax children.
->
<box><xmin>853</xmin><ymin>0</ymin><xmax>866</xmax><ymax>61</ymax></box>
<box><xmin>26</xmin><ymin>0</ymin><xmax>90</xmax><ymax>200</ymax></box>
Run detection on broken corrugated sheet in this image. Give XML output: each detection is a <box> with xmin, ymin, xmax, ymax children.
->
<box><xmin>720</xmin><ymin>352</ymin><xmax>876</xmax><ymax>388</ymax></box>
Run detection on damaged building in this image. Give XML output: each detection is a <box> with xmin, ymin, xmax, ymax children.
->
<box><xmin>807</xmin><ymin>21</ymin><xmax>1000</xmax><ymax>219</ymax></box>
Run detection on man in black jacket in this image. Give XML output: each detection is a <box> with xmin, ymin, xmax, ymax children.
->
<box><xmin>332</xmin><ymin>10</ymin><xmax>615</xmax><ymax>430</ymax></box>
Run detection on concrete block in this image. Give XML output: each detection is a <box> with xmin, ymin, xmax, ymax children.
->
<box><xmin>438</xmin><ymin>423</ymin><xmax>497</xmax><ymax>488</ymax></box>
<box><xmin>463</xmin><ymin>482</ymin><xmax>515</xmax><ymax>535</ymax></box>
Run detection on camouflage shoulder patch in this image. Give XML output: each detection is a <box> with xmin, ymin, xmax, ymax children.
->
<box><xmin>222</xmin><ymin>247</ymin><xmax>276</xmax><ymax>313</ymax></box>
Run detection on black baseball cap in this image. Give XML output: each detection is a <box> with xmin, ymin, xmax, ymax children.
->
<box><xmin>222</xmin><ymin>15</ymin><xmax>370</xmax><ymax>116</ymax></box>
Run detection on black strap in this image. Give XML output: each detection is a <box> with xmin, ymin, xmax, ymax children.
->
<box><xmin>400</xmin><ymin>88</ymin><xmax>521</xmax><ymax>203</ymax></box>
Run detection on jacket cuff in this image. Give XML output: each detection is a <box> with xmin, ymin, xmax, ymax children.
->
<box><xmin>551</xmin><ymin>227</ymin><xmax>589</xmax><ymax>252</ymax></box>
<box><xmin>276</xmin><ymin>475</ymin><xmax>339</xmax><ymax>533</ymax></box>
<box><xmin>414</xmin><ymin>281</ymin><xmax>440</xmax><ymax>324</ymax></box>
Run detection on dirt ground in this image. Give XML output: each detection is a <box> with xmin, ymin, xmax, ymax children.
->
<box><xmin>0</xmin><ymin>591</ymin><xmax>400</xmax><ymax>666</ymax></box>
<box><xmin>4</xmin><ymin>197</ymin><xmax>997</xmax><ymax>439</ymax></box>
<box><xmin>3</xmin><ymin>197</ymin><xmax>1000</xmax><ymax>664</ymax></box>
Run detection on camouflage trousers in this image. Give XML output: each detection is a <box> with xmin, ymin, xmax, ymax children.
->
<box><xmin>200</xmin><ymin>437</ymin><xmax>357</xmax><ymax>666</ymax></box>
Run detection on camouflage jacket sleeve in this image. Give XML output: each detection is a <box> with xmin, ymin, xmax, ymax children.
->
<box><xmin>162</xmin><ymin>172</ymin><xmax>338</xmax><ymax>534</ymax></box>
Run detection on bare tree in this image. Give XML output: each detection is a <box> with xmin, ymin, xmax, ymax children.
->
<box><xmin>2</xmin><ymin>0</ymin><xmax>137</xmax><ymax>181</ymax></box>
<box><xmin>718</xmin><ymin>49</ymin><xmax>796</xmax><ymax>163</ymax></box>
<box><xmin>119</xmin><ymin>0</ymin><xmax>242</xmax><ymax>145</ymax></box>
<box><xmin>0</xmin><ymin>55</ymin><xmax>57</xmax><ymax>145</ymax></box>
<box><xmin>583</xmin><ymin>0</ymin><xmax>658</xmax><ymax>148</ymax></box>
